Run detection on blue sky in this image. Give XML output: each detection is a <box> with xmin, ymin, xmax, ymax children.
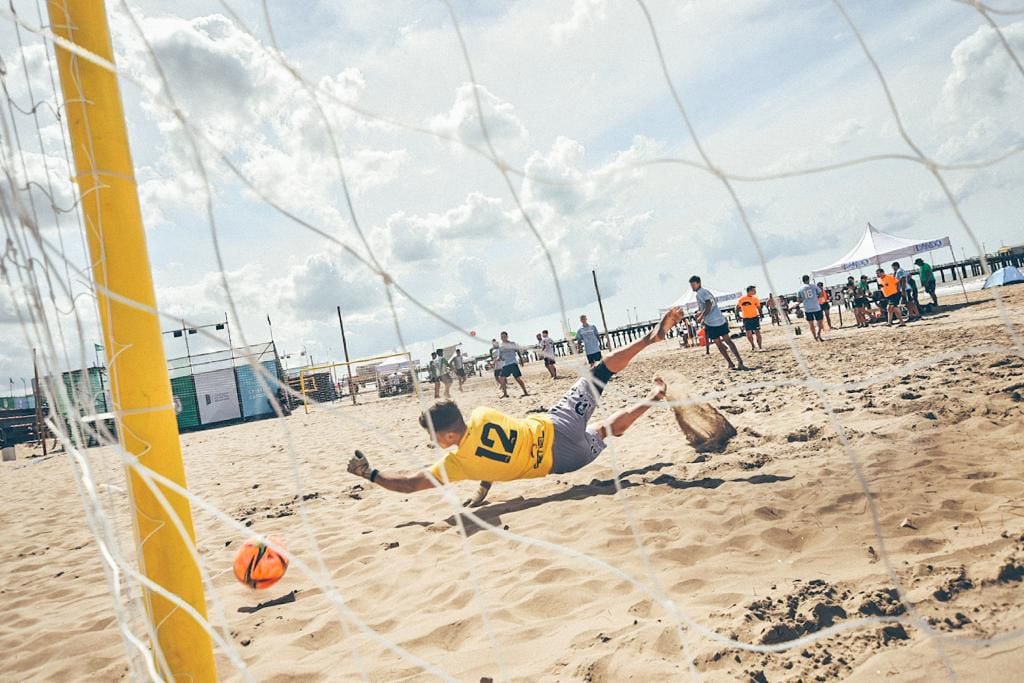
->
<box><xmin>1</xmin><ymin>0</ymin><xmax>1023</xmax><ymax>379</ymax></box>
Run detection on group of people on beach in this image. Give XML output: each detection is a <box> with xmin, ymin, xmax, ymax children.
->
<box><xmin>686</xmin><ymin>258</ymin><xmax>939</xmax><ymax>370</ymax></box>
<box><xmin>426</xmin><ymin>347</ymin><xmax>469</xmax><ymax>399</ymax></box>
<box><xmin>427</xmin><ymin>257</ymin><xmax>940</xmax><ymax>392</ymax></box>
<box><xmin>480</xmin><ymin>314</ymin><xmax>607</xmax><ymax>399</ymax></box>
<box><xmin>787</xmin><ymin>258</ymin><xmax>938</xmax><ymax>343</ymax></box>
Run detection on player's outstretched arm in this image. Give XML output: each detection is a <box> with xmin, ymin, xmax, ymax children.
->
<box><xmin>348</xmin><ymin>450</ymin><xmax>435</xmax><ymax>494</ymax></box>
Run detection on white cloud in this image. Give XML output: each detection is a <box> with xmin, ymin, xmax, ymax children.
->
<box><xmin>935</xmin><ymin>21</ymin><xmax>1024</xmax><ymax>163</ymax></box>
<box><xmin>940</xmin><ymin>21</ymin><xmax>1024</xmax><ymax>118</ymax></box>
<box><xmin>345</xmin><ymin>148</ymin><xmax>408</xmax><ymax>193</ymax></box>
<box><xmin>550</xmin><ymin>0</ymin><xmax>608</xmax><ymax>45</ymax></box>
<box><xmin>427</xmin><ymin>83</ymin><xmax>528</xmax><ymax>146</ymax></box>
<box><xmin>379</xmin><ymin>192</ymin><xmax>516</xmax><ymax>263</ymax></box>
<box><xmin>825</xmin><ymin>119</ymin><xmax>865</xmax><ymax>146</ymax></box>
<box><xmin>521</xmin><ymin>136</ymin><xmax>589</xmax><ymax>213</ymax></box>
<box><xmin>280</xmin><ymin>249</ymin><xmax>386</xmax><ymax>318</ymax></box>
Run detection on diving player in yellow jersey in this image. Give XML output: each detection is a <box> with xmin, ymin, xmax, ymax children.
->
<box><xmin>347</xmin><ymin>306</ymin><xmax>685</xmax><ymax>505</ymax></box>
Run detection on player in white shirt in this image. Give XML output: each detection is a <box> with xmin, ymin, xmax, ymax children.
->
<box><xmin>497</xmin><ymin>331</ymin><xmax>529</xmax><ymax>398</ymax></box>
<box><xmin>537</xmin><ymin>330</ymin><xmax>558</xmax><ymax>379</ymax></box>
<box><xmin>576</xmin><ymin>315</ymin><xmax>603</xmax><ymax>367</ymax></box>
<box><xmin>689</xmin><ymin>275</ymin><xmax>745</xmax><ymax>370</ymax></box>
<box><xmin>452</xmin><ymin>348</ymin><xmax>467</xmax><ymax>392</ymax></box>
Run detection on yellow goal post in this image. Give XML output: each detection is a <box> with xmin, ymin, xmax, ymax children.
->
<box><xmin>298</xmin><ymin>352</ymin><xmax>415</xmax><ymax>414</ymax></box>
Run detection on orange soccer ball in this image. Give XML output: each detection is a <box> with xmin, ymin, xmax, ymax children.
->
<box><xmin>233</xmin><ymin>537</ymin><xmax>288</xmax><ymax>589</ymax></box>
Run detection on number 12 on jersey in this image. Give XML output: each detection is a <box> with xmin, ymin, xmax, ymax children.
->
<box><xmin>475</xmin><ymin>422</ymin><xmax>518</xmax><ymax>463</ymax></box>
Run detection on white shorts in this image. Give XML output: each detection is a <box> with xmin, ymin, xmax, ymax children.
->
<box><xmin>548</xmin><ymin>378</ymin><xmax>607</xmax><ymax>474</ymax></box>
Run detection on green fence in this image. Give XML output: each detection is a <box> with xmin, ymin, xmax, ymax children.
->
<box><xmin>170</xmin><ymin>375</ymin><xmax>201</xmax><ymax>432</ymax></box>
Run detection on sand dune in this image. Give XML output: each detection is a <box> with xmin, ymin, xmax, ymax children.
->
<box><xmin>3</xmin><ymin>287</ymin><xmax>1024</xmax><ymax>681</ymax></box>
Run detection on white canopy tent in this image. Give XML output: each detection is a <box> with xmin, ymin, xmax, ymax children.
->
<box><xmin>811</xmin><ymin>223</ymin><xmax>968</xmax><ymax>301</ymax></box>
<box><xmin>672</xmin><ymin>287</ymin><xmax>744</xmax><ymax>312</ymax></box>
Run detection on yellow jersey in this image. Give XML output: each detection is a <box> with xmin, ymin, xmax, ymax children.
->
<box><xmin>737</xmin><ymin>294</ymin><xmax>760</xmax><ymax>319</ymax></box>
<box><xmin>429</xmin><ymin>407</ymin><xmax>555</xmax><ymax>483</ymax></box>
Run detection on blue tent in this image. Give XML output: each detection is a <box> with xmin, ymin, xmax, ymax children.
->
<box><xmin>982</xmin><ymin>265</ymin><xmax>1024</xmax><ymax>289</ymax></box>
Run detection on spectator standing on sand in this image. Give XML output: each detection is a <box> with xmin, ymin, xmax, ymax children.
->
<box><xmin>857</xmin><ymin>275</ymin><xmax>875</xmax><ymax>324</ymax></box>
<box><xmin>893</xmin><ymin>262</ymin><xmax>920</xmax><ymax>319</ymax></box>
<box><xmin>847</xmin><ymin>276</ymin><xmax>867</xmax><ymax>328</ymax></box>
<box><xmin>427</xmin><ymin>351</ymin><xmax>440</xmax><ymax>398</ymax></box>
<box><xmin>915</xmin><ymin>257</ymin><xmax>938</xmax><ymax>309</ymax></box>
<box><xmin>766</xmin><ymin>294</ymin><xmax>781</xmax><ymax>326</ymax></box>
<box><xmin>432</xmin><ymin>349</ymin><xmax>452</xmax><ymax>399</ymax></box>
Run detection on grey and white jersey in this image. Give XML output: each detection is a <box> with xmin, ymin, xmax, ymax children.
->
<box><xmin>695</xmin><ymin>288</ymin><xmax>727</xmax><ymax>326</ymax></box>
<box><xmin>576</xmin><ymin>324</ymin><xmax>601</xmax><ymax>354</ymax></box>
<box><xmin>799</xmin><ymin>283</ymin><xmax>821</xmax><ymax>312</ymax></box>
<box><xmin>498</xmin><ymin>341</ymin><xmax>520</xmax><ymax>367</ymax></box>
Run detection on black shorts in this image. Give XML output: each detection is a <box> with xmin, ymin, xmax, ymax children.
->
<box><xmin>742</xmin><ymin>318</ymin><xmax>760</xmax><ymax>332</ymax></box>
<box><xmin>821</xmin><ymin>302</ymin><xmax>831</xmax><ymax>312</ymax></box>
<box><xmin>456</xmin><ymin>368</ymin><xmax>466</xmax><ymax>377</ymax></box>
<box><xmin>886</xmin><ymin>294</ymin><xmax>902</xmax><ymax>307</ymax></box>
<box><xmin>706</xmin><ymin>322</ymin><xmax>729</xmax><ymax>341</ymax></box>
<box><xmin>585</xmin><ymin>351</ymin><xmax>603</xmax><ymax>364</ymax></box>
<box><xmin>853</xmin><ymin>298</ymin><xmax>869</xmax><ymax>308</ymax></box>
<box><xmin>924</xmin><ymin>280</ymin><xmax>936</xmax><ymax>294</ymax></box>
<box><xmin>493</xmin><ymin>368</ymin><xmax>501</xmax><ymax>378</ymax></box>
<box><xmin>430</xmin><ymin>377</ymin><xmax>441</xmax><ymax>384</ymax></box>
<box><xmin>805</xmin><ymin>310</ymin><xmax>823</xmax><ymax>322</ymax></box>
<box><xmin>544</xmin><ymin>358</ymin><xmax>556</xmax><ymax>366</ymax></box>
<box><xmin>500</xmin><ymin>364</ymin><xmax>522</xmax><ymax>378</ymax></box>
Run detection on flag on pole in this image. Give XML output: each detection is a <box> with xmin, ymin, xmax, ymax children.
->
<box><xmin>95</xmin><ymin>343</ymin><xmax>103</xmax><ymax>352</ymax></box>
<box><xmin>267</xmin><ymin>315</ymin><xmax>272</xmax><ymax>326</ymax></box>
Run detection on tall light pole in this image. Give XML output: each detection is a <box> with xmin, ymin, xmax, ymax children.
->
<box><xmin>337</xmin><ymin>306</ymin><xmax>357</xmax><ymax>405</ymax></box>
<box><xmin>591</xmin><ymin>269</ymin><xmax>611</xmax><ymax>349</ymax></box>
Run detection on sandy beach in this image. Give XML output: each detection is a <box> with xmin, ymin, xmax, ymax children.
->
<box><xmin>3</xmin><ymin>287</ymin><xmax>1023</xmax><ymax>681</ymax></box>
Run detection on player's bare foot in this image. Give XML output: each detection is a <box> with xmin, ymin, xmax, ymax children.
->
<box><xmin>648</xmin><ymin>306</ymin><xmax>684</xmax><ymax>343</ymax></box>
<box><xmin>648</xmin><ymin>376</ymin><xmax>667</xmax><ymax>402</ymax></box>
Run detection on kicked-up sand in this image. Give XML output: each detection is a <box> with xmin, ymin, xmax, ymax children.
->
<box><xmin>3</xmin><ymin>287</ymin><xmax>1024</xmax><ymax>681</ymax></box>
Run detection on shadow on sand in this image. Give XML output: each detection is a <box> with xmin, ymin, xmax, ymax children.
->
<box><xmin>396</xmin><ymin>462</ymin><xmax>793</xmax><ymax>538</ymax></box>
<box><xmin>238</xmin><ymin>589</ymin><xmax>297</xmax><ymax>613</ymax></box>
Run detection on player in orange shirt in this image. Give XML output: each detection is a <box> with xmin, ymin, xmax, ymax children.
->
<box><xmin>736</xmin><ymin>285</ymin><xmax>763</xmax><ymax>352</ymax></box>
<box><xmin>875</xmin><ymin>268</ymin><xmax>906</xmax><ymax>327</ymax></box>
<box><xmin>347</xmin><ymin>306</ymin><xmax>685</xmax><ymax>506</ymax></box>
